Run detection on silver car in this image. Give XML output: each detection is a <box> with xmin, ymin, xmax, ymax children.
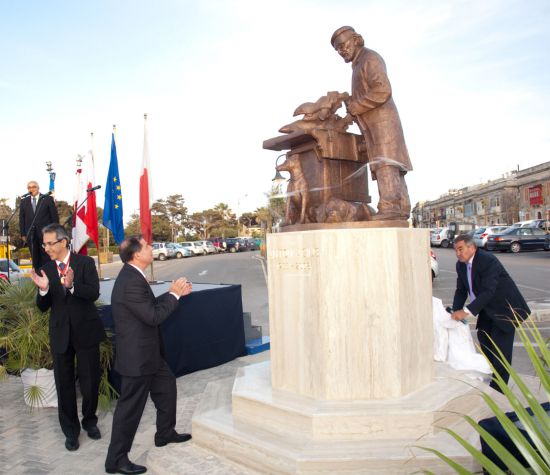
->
<box><xmin>473</xmin><ymin>225</ymin><xmax>509</xmax><ymax>249</ymax></box>
<box><xmin>195</xmin><ymin>240</ymin><xmax>217</xmax><ymax>255</ymax></box>
<box><xmin>152</xmin><ymin>242</ymin><xmax>176</xmax><ymax>261</ymax></box>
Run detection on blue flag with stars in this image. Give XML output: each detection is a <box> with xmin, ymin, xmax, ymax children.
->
<box><xmin>103</xmin><ymin>133</ymin><xmax>125</xmax><ymax>244</ymax></box>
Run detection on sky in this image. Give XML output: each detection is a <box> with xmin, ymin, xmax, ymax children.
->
<box><xmin>1</xmin><ymin>0</ymin><xmax>549</xmax><ymax>221</ymax></box>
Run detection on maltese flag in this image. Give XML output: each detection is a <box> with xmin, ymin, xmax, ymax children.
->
<box><xmin>72</xmin><ymin>150</ymin><xmax>99</xmax><ymax>254</ymax></box>
<box><xmin>140</xmin><ymin>114</ymin><xmax>153</xmax><ymax>244</ymax></box>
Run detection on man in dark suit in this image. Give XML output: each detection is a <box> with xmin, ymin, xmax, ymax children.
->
<box><xmin>19</xmin><ymin>180</ymin><xmax>59</xmax><ymax>270</ymax></box>
<box><xmin>451</xmin><ymin>234</ymin><xmax>530</xmax><ymax>391</ymax></box>
<box><xmin>105</xmin><ymin>235</ymin><xmax>193</xmax><ymax>475</ymax></box>
<box><xmin>30</xmin><ymin>223</ymin><xmax>106</xmax><ymax>451</ymax></box>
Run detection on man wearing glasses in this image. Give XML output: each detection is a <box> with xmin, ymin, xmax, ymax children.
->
<box><xmin>19</xmin><ymin>180</ymin><xmax>59</xmax><ymax>270</ymax></box>
<box><xmin>30</xmin><ymin>223</ymin><xmax>106</xmax><ymax>452</ymax></box>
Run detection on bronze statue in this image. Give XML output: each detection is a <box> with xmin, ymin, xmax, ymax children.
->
<box><xmin>263</xmin><ymin>26</ymin><xmax>413</xmax><ymax>229</ymax></box>
<box><xmin>279</xmin><ymin>91</ymin><xmax>353</xmax><ymax>134</ymax></box>
<box><xmin>332</xmin><ymin>25</ymin><xmax>412</xmax><ymax>221</ymax></box>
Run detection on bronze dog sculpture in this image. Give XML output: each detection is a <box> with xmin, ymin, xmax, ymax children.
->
<box><xmin>276</xmin><ymin>154</ymin><xmax>310</xmax><ymax>225</ymax></box>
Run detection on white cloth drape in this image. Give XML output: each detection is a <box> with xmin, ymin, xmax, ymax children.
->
<box><xmin>432</xmin><ymin>297</ymin><xmax>491</xmax><ymax>374</ymax></box>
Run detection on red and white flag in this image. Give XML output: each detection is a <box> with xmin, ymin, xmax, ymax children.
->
<box><xmin>140</xmin><ymin>114</ymin><xmax>153</xmax><ymax>244</ymax></box>
<box><xmin>72</xmin><ymin>150</ymin><xmax>99</xmax><ymax>254</ymax></box>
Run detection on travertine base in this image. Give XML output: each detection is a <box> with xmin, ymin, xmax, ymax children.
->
<box><xmin>267</xmin><ymin>228</ymin><xmax>433</xmax><ymax>400</ymax></box>
<box><xmin>190</xmin><ymin>228</ymin><xmax>490</xmax><ymax>474</ymax></box>
<box><xmin>192</xmin><ymin>362</ymin><xmax>497</xmax><ymax>474</ymax></box>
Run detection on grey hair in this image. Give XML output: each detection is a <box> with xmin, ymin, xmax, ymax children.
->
<box><xmin>42</xmin><ymin>223</ymin><xmax>71</xmax><ymax>248</ymax></box>
<box><xmin>454</xmin><ymin>234</ymin><xmax>476</xmax><ymax>247</ymax></box>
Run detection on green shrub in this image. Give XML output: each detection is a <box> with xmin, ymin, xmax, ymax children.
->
<box><xmin>418</xmin><ymin>317</ymin><xmax>549</xmax><ymax>474</ymax></box>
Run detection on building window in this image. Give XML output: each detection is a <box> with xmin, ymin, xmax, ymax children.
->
<box><xmin>528</xmin><ymin>185</ymin><xmax>543</xmax><ymax>205</ymax></box>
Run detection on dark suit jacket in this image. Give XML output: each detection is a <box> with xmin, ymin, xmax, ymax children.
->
<box><xmin>111</xmin><ymin>264</ymin><xmax>180</xmax><ymax>377</ymax></box>
<box><xmin>19</xmin><ymin>193</ymin><xmax>59</xmax><ymax>237</ymax></box>
<box><xmin>36</xmin><ymin>252</ymin><xmax>106</xmax><ymax>353</ymax></box>
<box><xmin>452</xmin><ymin>248</ymin><xmax>530</xmax><ymax>332</ymax></box>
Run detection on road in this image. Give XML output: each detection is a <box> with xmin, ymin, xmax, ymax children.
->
<box><xmin>432</xmin><ymin>246</ymin><xmax>550</xmax><ymax>307</ymax></box>
<box><xmin>99</xmin><ymin>250</ymin><xmax>270</xmax><ymax>335</ymax></box>
<box><xmin>99</xmin><ymin>246</ymin><xmax>549</xmax><ymax>375</ymax></box>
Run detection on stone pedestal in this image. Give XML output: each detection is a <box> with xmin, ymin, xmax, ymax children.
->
<box><xmin>192</xmin><ymin>228</ymin><xmax>491</xmax><ymax>474</ymax></box>
<box><xmin>268</xmin><ymin>228</ymin><xmax>432</xmax><ymax>400</ymax></box>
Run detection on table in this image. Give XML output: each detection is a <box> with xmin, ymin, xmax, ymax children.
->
<box><xmin>98</xmin><ymin>281</ymin><xmax>246</xmax><ymax>379</ymax></box>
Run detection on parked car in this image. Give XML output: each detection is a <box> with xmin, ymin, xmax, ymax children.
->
<box><xmin>196</xmin><ymin>240</ymin><xmax>217</xmax><ymax>255</ymax></box>
<box><xmin>238</xmin><ymin>237</ymin><xmax>258</xmax><ymax>251</ymax></box>
<box><xmin>166</xmin><ymin>243</ymin><xmax>193</xmax><ymax>258</ymax></box>
<box><xmin>545</xmin><ymin>233</ymin><xmax>550</xmax><ymax>251</ymax></box>
<box><xmin>430</xmin><ymin>250</ymin><xmax>439</xmax><ymax>281</ymax></box>
<box><xmin>472</xmin><ymin>225</ymin><xmax>509</xmax><ymax>249</ymax></box>
<box><xmin>0</xmin><ymin>259</ymin><xmax>27</xmax><ymax>283</ymax></box>
<box><xmin>486</xmin><ymin>227</ymin><xmax>549</xmax><ymax>253</ymax></box>
<box><xmin>152</xmin><ymin>242</ymin><xmax>176</xmax><ymax>261</ymax></box>
<box><xmin>430</xmin><ymin>228</ymin><xmax>452</xmax><ymax>248</ymax></box>
<box><xmin>225</xmin><ymin>238</ymin><xmax>244</xmax><ymax>253</ymax></box>
<box><xmin>209</xmin><ymin>237</ymin><xmax>227</xmax><ymax>252</ymax></box>
<box><xmin>509</xmin><ymin>219</ymin><xmax>548</xmax><ymax>230</ymax></box>
<box><xmin>181</xmin><ymin>241</ymin><xmax>205</xmax><ymax>256</ymax></box>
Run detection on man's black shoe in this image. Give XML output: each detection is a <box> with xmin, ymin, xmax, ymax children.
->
<box><xmin>65</xmin><ymin>437</ymin><xmax>79</xmax><ymax>451</ymax></box>
<box><xmin>105</xmin><ymin>462</ymin><xmax>147</xmax><ymax>474</ymax></box>
<box><xmin>86</xmin><ymin>425</ymin><xmax>102</xmax><ymax>440</ymax></box>
<box><xmin>154</xmin><ymin>431</ymin><xmax>192</xmax><ymax>447</ymax></box>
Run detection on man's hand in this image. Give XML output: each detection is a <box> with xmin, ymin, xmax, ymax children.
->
<box><xmin>30</xmin><ymin>269</ymin><xmax>49</xmax><ymax>291</ymax></box>
<box><xmin>451</xmin><ymin>309</ymin><xmax>468</xmax><ymax>322</ymax></box>
<box><xmin>63</xmin><ymin>267</ymin><xmax>74</xmax><ymax>289</ymax></box>
<box><xmin>169</xmin><ymin>277</ymin><xmax>193</xmax><ymax>298</ymax></box>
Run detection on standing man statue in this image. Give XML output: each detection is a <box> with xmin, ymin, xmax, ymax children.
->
<box><xmin>19</xmin><ymin>180</ymin><xmax>59</xmax><ymax>269</ymax></box>
<box><xmin>331</xmin><ymin>26</ymin><xmax>412</xmax><ymax>221</ymax></box>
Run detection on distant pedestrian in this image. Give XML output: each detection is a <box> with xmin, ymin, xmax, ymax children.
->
<box><xmin>451</xmin><ymin>234</ymin><xmax>530</xmax><ymax>391</ymax></box>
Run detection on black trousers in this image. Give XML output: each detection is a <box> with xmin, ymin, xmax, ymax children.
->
<box><xmin>27</xmin><ymin>228</ymin><xmax>51</xmax><ymax>271</ymax></box>
<box><xmin>477</xmin><ymin>319</ymin><xmax>515</xmax><ymax>392</ymax></box>
<box><xmin>52</xmin><ymin>342</ymin><xmax>101</xmax><ymax>439</ymax></box>
<box><xmin>105</xmin><ymin>359</ymin><xmax>177</xmax><ymax>470</ymax></box>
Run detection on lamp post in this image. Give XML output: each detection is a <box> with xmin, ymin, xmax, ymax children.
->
<box><xmin>272</xmin><ymin>154</ymin><xmax>287</xmax><ymax>192</ymax></box>
<box><xmin>45</xmin><ymin>161</ymin><xmax>56</xmax><ymax>196</ymax></box>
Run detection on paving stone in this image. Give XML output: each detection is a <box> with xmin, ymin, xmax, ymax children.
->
<box><xmin>0</xmin><ymin>352</ymin><xmax>268</xmax><ymax>474</ymax></box>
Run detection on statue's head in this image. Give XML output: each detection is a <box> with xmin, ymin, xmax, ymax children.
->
<box><xmin>331</xmin><ymin>26</ymin><xmax>364</xmax><ymax>63</ymax></box>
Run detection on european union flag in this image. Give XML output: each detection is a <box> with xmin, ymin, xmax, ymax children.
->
<box><xmin>103</xmin><ymin>133</ymin><xmax>125</xmax><ymax>244</ymax></box>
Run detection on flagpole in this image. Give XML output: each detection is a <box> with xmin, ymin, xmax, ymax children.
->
<box><xmin>110</xmin><ymin>124</ymin><xmax>116</xmax><ymax>274</ymax></box>
<box><xmin>142</xmin><ymin>113</ymin><xmax>155</xmax><ymax>282</ymax></box>
<box><xmin>91</xmin><ymin>131</ymin><xmax>104</xmax><ymax>279</ymax></box>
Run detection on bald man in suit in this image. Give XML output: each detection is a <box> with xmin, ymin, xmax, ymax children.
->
<box><xmin>19</xmin><ymin>180</ymin><xmax>59</xmax><ymax>270</ymax></box>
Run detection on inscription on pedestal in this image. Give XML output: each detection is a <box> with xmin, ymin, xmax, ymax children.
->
<box><xmin>268</xmin><ymin>247</ymin><xmax>320</xmax><ymax>274</ymax></box>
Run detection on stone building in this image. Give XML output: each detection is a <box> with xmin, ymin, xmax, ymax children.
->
<box><xmin>412</xmin><ymin>161</ymin><xmax>550</xmax><ymax>229</ymax></box>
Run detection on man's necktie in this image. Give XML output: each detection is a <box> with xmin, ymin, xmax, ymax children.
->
<box><xmin>467</xmin><ymin>263</ymin><xmax>476</xmax><ymax>301</ymax></box>
<box><xmin>32</xmin><ymin>197</ymin><xmax>37</xmax><ymax>212</ymax></box>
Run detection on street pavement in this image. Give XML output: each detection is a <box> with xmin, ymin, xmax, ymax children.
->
<box><xmin>1</xmin><ymin>247</ymin><xmax>548</xmax><ymax>474</ymax></box>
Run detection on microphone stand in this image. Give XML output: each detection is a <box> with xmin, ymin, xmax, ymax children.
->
<box><xmin>63</xmin><ymin>189</ymin><xmax>95</xmax><ymax>235</ymax></box>
<box><xmin>2</xmin><ymin>199</ymin><xmax>24</xmax><ymax>282</ymax></box>
<box><xmin>64</xmin><ymin>189</ymin><xmax>107</xmax><ymax>280</ymax></box>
